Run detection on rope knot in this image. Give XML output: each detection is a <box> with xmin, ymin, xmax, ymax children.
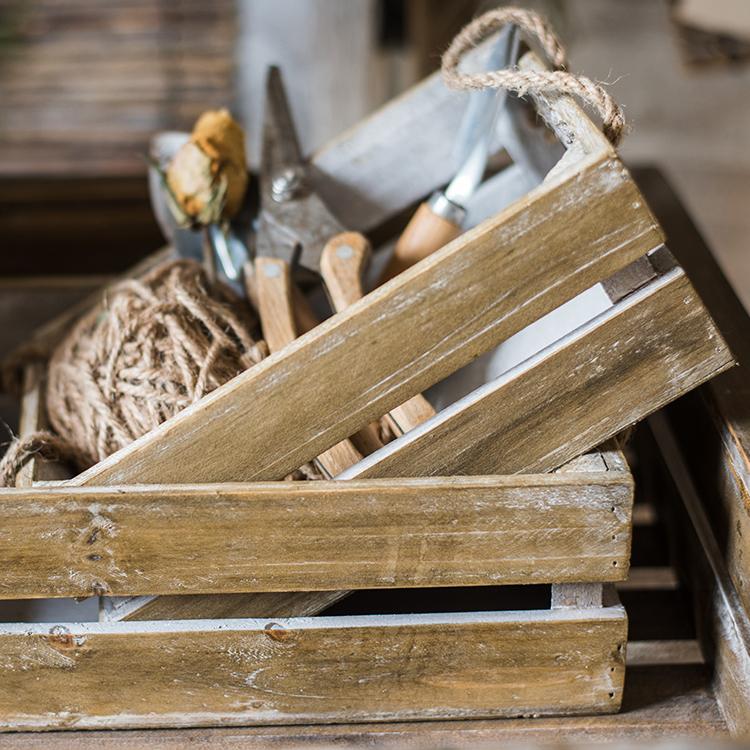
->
<box><xmin>441</xmin><ymin>7</ymin><xmax>625</xmax><ymax>147</ymax></box>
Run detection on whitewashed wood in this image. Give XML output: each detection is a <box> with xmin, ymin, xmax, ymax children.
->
<box><xmin>0</xmin><ymin>607</ymin><xmax>627</xmax><ymax>730</ymax></box>
<box><xmin>626</xmin><ymin>639</ymin><xmax>704</xmax><ymax>666</ymax></box>
<box><xmin>15</xmin><ymin>364</ymin><xmax>72</xmax><ymax>488</ymax></box>
<box><xmin>68</xmin><ymin>153</ymin><xmax>661</xmax><ymax>489</ymax></box>
<box><xmin>0</xmin><ymin>474</ymin><xmax>632</xmax><ymax>599</ymax></box>
<box><xmin>341</xmin><ymin>268</ymin><xmax>732</xmax><ymax>479</ymax></box>
<box><xmin>651</xmin><ymin>412</ymin><xmax>750</xmax><ymax>736</ymax></box>
<box><xmin>551</xmin><ymin>584</ymin><xmax>604</xmax><ymax>609</ymax></box>
<box><xmin>310</xmin><ymin>52</ymin><xmax>467</xmax><ymax>231</ymax></box>
<box><xmin>103</xmin><ymin>444</ymin><xmax>627</xmax><ymax>621</ymax></box>
<box><xmin>100</xmin><ymin>590</ymin><xmax>351</xmax><ymax>624</ymax></box>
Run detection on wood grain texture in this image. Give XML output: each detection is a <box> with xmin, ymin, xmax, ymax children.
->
<box><xmin>255</xmin><ymin>257</ymin><xmax>298</xmax><ymax>354</ymax></box>
<box><xmin>320</xmin><ymin>231</ymin><xmax>370</xmax><ymax>309</ymax></box>
<box><xmin>386</xmin><ymin>394</ymin><xmax>436</xmax><ymax>434</ymax></box>
<box><xmin>380</xmin><ymin>201</ymin><xmax>462</xmax><ymax>282</ymax></box>
<box><xmin>108</xmin><ymin>446</ymin><xmax>626</xmax><ymax>622</ymax></box>
<box><xmin>255</xmin><ymin>256</ymin><xmax>364</xmax><ymax>478</ymax></box>
<box><xmin>69</xmin><ymin>155</ymin><xmax>662</xmax><ymax>487</ymax></box>
<box><xmin>341</xmin><ymin>268</ymin><xmax>733</xmax><ymax>479</ymax></box>
<box><xmin>0</xmin><ymin>662</ymin><xmax>728</xmax><ymax>745</ymax></box>
<box><xmin>0</xmin><ymin>474</ymin><xmax>632</xmax><ymax>599</ymax></box>
<box><xmin>15</xmin><ymin>365</ymin><xmax>72</xmax><ymax>487</ymax></box>
<box><xmin>321</xmin><ymin>231</ymin><xmax>435</xmax><ymax>436</ymax></box>
<box><xmin>651</xmin><ymin>412</ymin><xmax>750</xmax><ymax>737</ymax></box>
<box><xmin>102</xmin><ymin>590</ymin><xmax>350</xmax><ymax>624</ymax></box>
<box><xmin>0</xmin><ymin>607</ymin><xmax>627</xmax><ymax>731</ymax></box>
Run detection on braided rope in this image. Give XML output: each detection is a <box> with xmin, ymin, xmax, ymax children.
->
<box><xmin>442</xmin><ymin>7</ymin><xmax>626</xmax><ymax>146</ymax></box>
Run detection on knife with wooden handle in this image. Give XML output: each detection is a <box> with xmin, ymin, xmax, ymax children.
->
<box><xmin>321</xmin><ymin>232</ymin><xmax>437</xmax><ymax>434</ymax></box>
<box><xmin>378</xmin><ymin>197</ymin><xmax>464</xmax><ymax>283</ymax></box>
<box><xmin>378</xmin><ymin>25</ymin><xmax>520</xmax><ymax>286</ymax></box>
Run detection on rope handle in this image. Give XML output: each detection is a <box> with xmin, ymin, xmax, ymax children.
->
<box><xmin>441</xmin><ymin>7</ymin><xmax>626</xmax><ymax>147</ymax></box>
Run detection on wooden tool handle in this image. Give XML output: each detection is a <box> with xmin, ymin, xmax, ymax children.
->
<box><xmin>387</xmin><ymin>394</ymin><xmax>436</xmax><ymax>434</ymax></box>
<box><xmin>322</xmin><ymin>233</ymin><xmax>436</xmax><ymax>435</ymax></box>
<box><xmin>245</xmin><ymin>261</ymin><xmax>318</xmax><ymax>335</ymax></box>
<box><xmin>255</xmin><ymin>256</ymin><xmax>298</xmax><ymax>353</ymax></box>
<box><xmin>379</xmin><ymin>201</ymin><xmax>462</xmax><ymax>284</ymax></box>
<box><xmin>319</xmin><ymin>231</ymin><xmax>385</xmax><ymax>455</ymax></box>
<box><xmin>255</xmin><ymin>256</ymin><xmax>363</xmax><ymax>477</ymax></box>
<box><xmin>320</xmin><ymin>231</ymin><xmax>370</xmax><ymax>310</ymax></box>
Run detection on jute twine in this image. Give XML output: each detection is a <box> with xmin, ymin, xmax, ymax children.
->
<box><xmin>0</xmin><ymin>259</ymin><xmax>268</xmax><ymax>486</ymax></box>
<box><xmin>442</xmin><ymin>7</ymin><xmax>626</xmax><ymax>146</ymax></box>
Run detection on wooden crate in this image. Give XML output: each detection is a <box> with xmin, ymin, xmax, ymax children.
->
<box><xmin>0</xmin><ymin>44</ymin><xmax>734</xmax><ymax>730</ymax></box>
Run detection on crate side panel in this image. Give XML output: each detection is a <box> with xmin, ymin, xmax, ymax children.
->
<box><xmin>0</xmin><ymin>608</ymin><xmax>627</xmax><ymax>730</ymax></box>
<box><xmin>346</xmin><ymin>269</ymin><xmax>732</xmax><ymax>479</ymax></box>
<box><xmin>0</xmin><ymin>475</ymin><xmax>632</xmax><ymax>599</ymax></box>
<box><xmin>72</xmin><ymin>155</ymin><xmax>663</xmax><ymax>488</ymax></box>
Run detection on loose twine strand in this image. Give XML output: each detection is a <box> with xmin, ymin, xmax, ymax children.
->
<box><xmin>441</xmin><ymin>7</ymin><xmax>626</xmax><ymax>147</ymax></box>
<box><xmin>0</xmin><ymin>260</ymin><xmax>268</xmax><ymax>487</ymax></box>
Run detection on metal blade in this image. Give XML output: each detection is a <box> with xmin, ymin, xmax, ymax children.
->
<box><xmin>444</xmin><ymin>25</ymin><xmax>521</xmax><ymax>207</ymax></box>
<box><xmin>261</xmin><ymin>65</ymin><xmax>305</xmax><ymax>191</ymax></box>
<box><xmin>256</xmin><ymin>65</ymin><xmax>345</xmax><ymax>274</ymax></box>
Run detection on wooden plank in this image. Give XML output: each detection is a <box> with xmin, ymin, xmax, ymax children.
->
<box><xmin>626</xmin><ymin>639</ymin><xmax>704</xmax><ymax>666</ymax></box>
<box><xmin>0</xmin><ymin>607</ymin><xmax>626</xmax><ymax>730</ymax></box>
<box><xmin>551</xmin><ymin>584</ymin><xmax>604</xmax><ymax>609</ymax></box>
<box><xmin>107</xmin><ymin>446</ymin><xmax>627</xmax><ymax>622</ymax></box>
<box><xmin>638</xmin><ymin>168</ymin><xmax>750</xmax><ymax>610</ymax></box>
<box><xmin>0</xmin><ymin>662</ymin><xmax>728</xmax><ymax>745</ymax></box>
<box><xmin>101</xmin><ymin>590</ymin><xmax>350</xmax><ymax>624</ymax></box>
<box><xmin>651</xmin><ymin>412</ymin><xmax>750</xmax><ymax>736</ymax></box>
<box><xmin>110</xmin><ymin>442</ymin><xmax>626</xmax><ymax>622</ymax></box>
<box><xmin>14</xmin><ymin>364</ymin><xmax>72</xmax><ymax>487</ymax></box>
<box><xmin>0</xmin><ymin>474</ymin><xmax>632</xmax><ymax>600</ymax></box>
<box><xmin>342</xmin><ymin>268</ymin><xmax>733</xmax><ymax>479</ymax></box>
<box><xmin>69</xmin><ymin>154</ymin><xmax>662</xmax><ymax>488</ymax></box>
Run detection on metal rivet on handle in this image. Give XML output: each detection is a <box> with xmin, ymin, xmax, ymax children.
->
<box><xmin>336</xmin><ymin>245</ymin><xmax>354</xmax><ymax>260</ymax></box>
<box><xmin>263</xmin><ymin>262</ymin><xmax>282</xmax><ymax>278</ymax></box>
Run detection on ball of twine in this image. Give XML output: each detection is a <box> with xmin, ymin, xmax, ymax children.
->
<box><xmin>46</xmin><ymin>259</ymin><xmax>267</xmax><ymax>469</ymax></box>
<box><xmin>0</xmin><ymin>259</ymin><xmax>267</xmax><ymax>485</ymax></box>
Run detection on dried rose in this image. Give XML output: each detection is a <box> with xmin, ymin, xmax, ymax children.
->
<box><xmin>166</xmin><ymin>109</ymin><xmax>248</xmax><ymax>227</ymax></box>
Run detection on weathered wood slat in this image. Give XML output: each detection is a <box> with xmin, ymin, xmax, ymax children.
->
<box><xmin>101</xmin><ymin>590</ymin><xmax>351</xmax><ymax>624</ymax></box>
<box><xmin>0</xmin><ymin>474</ymin><xmax>632</xmax><ymax>600</ymax></box>
<box><xmin>342</xmin><ymin>268</ymin><xmax>733</xmax><ymax>479</ymax></box>
<box><xmin>109</xmin><ymin>447</ymin><xmax>627</xmax><ymax>622</ymax></box>
<box><xmin>69</xmin><ymin>155</ymin><xmax>661</xmax><ymax>488</ymax></box>
<box><xmin>651</xmin><ymin>412</ymin><xmax>750</xmax><ymax>737</ymax></box>
<box><xmin>310</xmin><ymin>52</ymin><xmax>466</xmax><ymax>232</ymax></box>
<box><xmin>0</xmin><ymin>607</ymin><xmax>626</xmax><ymax>731</ymax></box>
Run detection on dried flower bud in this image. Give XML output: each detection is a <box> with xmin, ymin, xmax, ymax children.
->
<box><xmin>166</xmin><ymin>109</ymin><xmax>248</xmax><ymax>227</ymax></box>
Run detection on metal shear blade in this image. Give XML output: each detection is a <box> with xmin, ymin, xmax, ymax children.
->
<box><xmin>257</xmin><ymin>66</ymin><xmax>345</xmax><ymax>276</ymax></box>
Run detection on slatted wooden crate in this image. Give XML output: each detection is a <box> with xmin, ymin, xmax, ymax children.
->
<box><xmin>0</xmin><ymin>47</ymin><xmax>734</xmax><ymax>730</ymax></box>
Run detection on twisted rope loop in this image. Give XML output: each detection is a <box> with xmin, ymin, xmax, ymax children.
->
<box><xmin>441</xmin><ymin>7</ymin><xmax>626</xmax><ymax>147</ymax></box>
<box><xmin>0</xmin><ymin>431</ymin><xmax>87</xmax><ymax>488</ymax></box>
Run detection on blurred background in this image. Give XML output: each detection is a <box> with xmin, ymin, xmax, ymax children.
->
<box><xmin>0</xmin><ymin>0</ymin><xmax>747</xmax><ymax>294</ymax></box>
